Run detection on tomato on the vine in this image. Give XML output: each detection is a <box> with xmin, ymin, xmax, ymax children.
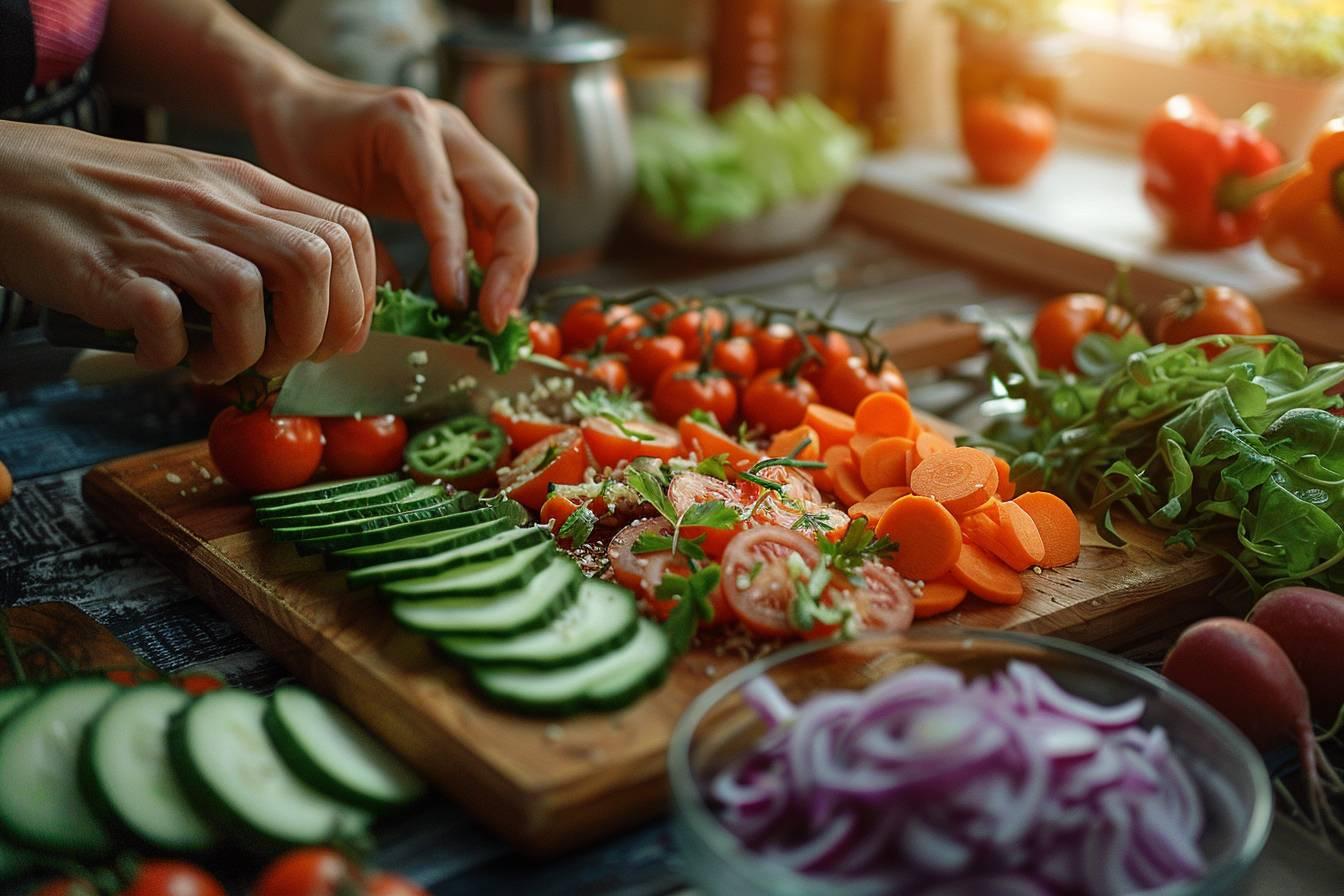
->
<box><xmin>36</xmin><ymin>862</ymin><xmax>227</xmax><ymax>896</ymax></box>
<box><xmin>818</xmin><ymin>356</ymin><xmax>909</xmax><ymax>414</ymax></box>
<box><xmin>562</xmin><ymin>354</ymin><xmax>629</xmax><ymax>393</ymax></box>
<box><xmin>1153</xmin><ymin>285</ymin><xmax>1265</xmax><ymax>357</ymax></box>
<box><xmin>1031</xmin><ymin>293</ymin><xmax>1141</xmax><ymax>372</ymax></box>
<box><xmin>751</xmin><ymin>322</ymin><xmax>802</xmax><ymax>372</ymax></box>
<box><xmin>800</xmin><ymin>331</ymin><xmax>852</xmax><ymax>383</ymax></box>
<box><xmin>730</xmin><ymin>317</ymin><xmax>761</xmax><ymax>341</ymax></box>
<box><xmin>580</xmin><ymin>417</ymin><xmax>682</xmax><ymax>468</ymax></box>
<box><xmin>603</xmin><ymin>304</ymin><xmax>647</xmax><ymax>355</ymax></box>
<box><xmin>208</xmin><ymin>401</ymin><xmax>322</xmax><ymax>494</ymax></box>
<box><xmin>712</xmin><ymin>337</ymin><xmax>758</xmax><ymax>382</ymax></box>
<box><xmin>320</xmin><ymin>415</ymin><xmax>408</xmax><ymax>478</ymax></box>
<box><xmin>626</xmin><ymin>333</ymin><xmax>686</xmax><ymax>391</ymax></box>
<box><xmin>668</xmin><ymin>306</ymin><xmax>728</xmax><ymax>357</ymax></box>
<box><xmin>652</xmin><ymin>361</ymin><xmax>737</xmax><ymax>428</ymax></box>
<box><xmin>527</xmin><ymin>320</ymin><xmax>562</xmax><ymax>358</ymax></box>
<box><xmin>559</xmin><ymin>296</ymin><xmax>607</xmax><ymax>352</ymax></box>
<box><xmin>741</xmin><ymin>370</ymin><xmax>818</xmax><ymax>434</ymax></box>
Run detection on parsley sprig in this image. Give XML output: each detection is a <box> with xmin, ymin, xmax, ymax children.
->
<box><xmin>571</xmin><ymin>388</ymin><xmax>656</xmax><ymax>442</ymax></box>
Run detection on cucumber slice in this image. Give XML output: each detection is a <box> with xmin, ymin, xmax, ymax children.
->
<box><xmin>255</xmin><ymin>480</ymin><xmax>423</xmax><ymax>527</ymax></box>
<box><xmin>0</xmin><ymin>678</ymin><xmax>119</xmax><ymax>856</ymax></box>
<box><xmin>168</xmin><ymin>689</ymin><xmax>368</xmax><ymax>853</ymax></box>
<box><xmin>347</xmin><ymin>526</ymin><xmax>549</xmax><ymax>589</ymax></box>
<box><xmin>297</xmin><ymin>506</ymin><xmax>501</xmax><ymax>555</ymax></box>
<box><xmin>327</xmin><ymin>516</ymin><xmax>512</xmax><ymax>569</ymax></box>
<box><xmin>0</xmin><ymin>685</ymin><xmax>37</xmax><ymax>725</ymax></box>
<box><xmin>254</xmin><ymin>478</ymin><xmax>417</xmax><ymax>524</ymax></box>
<box><xmin>440</xmin><ymin>578</ymin><xmax>639</xmax><ymax>668</ymax></box>
<box><xmin>392</xmin><ymin>556</ymin><xmax>582</xmax><ymax>635</ymax></box>
<box><xmin>271</xmin><ymin>495</ymin><xmax>455</xmax><ymax>542</ymax></box>
<box><xmin>0</xmin><ymin>686</ymin><xmax>39</xmax><ymax>880</ymax></box>
<box><xmin>263</xmin><ymin>687</ymin><xmax>425</xmax><ymax>813</ymax></box>
<box><xmin>472</xmin><ymin>619</ymin><xmax>671</xmax><ymax>715</ymax></box>
<box><xmin>81</xmin><ymin>684</ymin><xmax>217</xmax><ymax>852</ymax></box>
<box><xmin>380</xmin><ymin>540</ymin><xmax>557</xmax><ymax>600</ymax></box>
<box><xmin>251</xmin><ymin>473</ymin><xmax>400</xmax><ymax>509</ymax></box>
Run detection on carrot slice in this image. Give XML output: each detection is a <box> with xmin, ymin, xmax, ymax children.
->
<box><xmin>991</xmin><ymin>501</ymin><xmax>1045</xmax><ymax>570</ymax></box>
<box><xmin>914</xmin><ymin>430</ymin><xmax>955</xmax><ymax>464</ymax></box>
<box><xmin>833</xmin><ymin>457</ymin><xmax>870</xmax><ymax>508</ymax></box>
<box><xmin>952</xmin><ymin>496</ymin><xmax>1000</xmax><ymax>518</ymax></box>
<box><xmin>875</xmin><ymin>495</ymin><xmax>962</xmax><ymax>582</ymax></box>
<box><xmin>959</xmin><ymin>507</ymin><xmax>1003</xmax><ymax>553</ymax></box>
<box><xmin>847</xmin><ymin>487</ymin><xmax>911</xmax><ymax>526</ymax></box>
<box><xmin>992</xmin><ymin>455</ymin><xmax>1016</xmax><ymax>500</ymax></box>
<box><xmin>768</xmin><ymin>424</ymin><xmax>820</xmax><ymax>462</ymax></box>
<box><xmin>912</xmin><ymin>578</ymin><xmax>968</xmax><ymax>618</ymax></box>
<box><xmin>865</xmin><ymin>485</ymin><xmax>911</xmax><ymax>504</ymax></box>
<box><xmin>909</xmin><ymin>446</ymin><xmax>1000</xmax><ymax>515</ymax></box>
<box><xmin>859</xmin><ymin>436</ymin><xmax>914</xmax><ymax>492</ymax></box>
<box><xmin>814</xmin><ymin>444</ymin><xmax>848</xmax><ymax>493</ymax></box>
<box><xmin>849</xmin><ymin>432</ymin><xmax>879</xmax><ymax>468</ymax></box>
<box><xmin>1013</xmin><ymin>491</ymin><xmax>1081</xmax><ymax>568</ymax></box>
<box><xmin>905</xmin><ymin>447</ymin><xmax>919</xmax><ymax>478</ymax></box>
<box><xmin>951</xmin><ymin>542</ymin><xmax>1024</xmax><ymax>604</ymax></box>
<box><xmin>804</xmin><ymin>404</ymin><xmax>857</xmax><ymax>452</ymax></box>
<box><xmin>854</xmin><ymin>392</ymin><xmax>914</xmax><ymax>438</ymax></box>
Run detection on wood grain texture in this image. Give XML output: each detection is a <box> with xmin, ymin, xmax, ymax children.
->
<box><xmin>0</xmin><ymin>602</ymin><xmax>144</xmax><ymax>685</ymax></box>
<box><xmin>82</xmin><ymin>439</ymin><xmax>1225</xmax><ymax>855</ymax></box>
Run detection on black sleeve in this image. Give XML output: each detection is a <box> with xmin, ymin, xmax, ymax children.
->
<box><xmin>0</xmin><ymin>0</ymin><xmax>35</xmax><ymax>111</ymax></box>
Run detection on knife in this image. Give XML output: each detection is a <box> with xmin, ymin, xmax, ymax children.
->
<box><xmin>271</xmin><ymin>330</ymin><xmax>597</xmax><ymax>418</ymax></box>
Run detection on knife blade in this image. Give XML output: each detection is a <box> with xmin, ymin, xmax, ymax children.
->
<box><xmin>271</xmin><ymin>330</ymin><xmax>598</xmax><ymax>418</ymax></box>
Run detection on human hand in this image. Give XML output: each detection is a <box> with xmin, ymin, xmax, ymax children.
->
<box><xmin>247</xmin><ymin>75</ymin><xmax>538</xmax><ymax>333</ymax></box>
<box><xmin>0</xmin><ymin>123</ymin><xmax>376</xmax><ymax>382</ymax></box>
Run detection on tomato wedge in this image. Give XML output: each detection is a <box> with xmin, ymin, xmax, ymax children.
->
<box><xmin>608</xmin><ymin>518</ymin><xmax>734</xmax><ymax>627</ymax></box>
<box><xmin>721</xmin><ymin>526</ymin><xmax>821</xmax><ymax>637</ymax></box>
<box><xmin>849</xmin><ymin>561</ymin><xmax>916</xmax><ymax>633</ymax></box>
<box><xmin>676</xmin><ymin>416</ymin><xmax>763</xmax><ymax>474</ymax></box>
<box><xmin>580</xmin><ymin>417</ymin><xmax>682</xmax><ymax>469</ymax></box>
<box><xmin>609</xmin><ymin>518</ymin><xmax>671</xmax><ymax>592</ymax></box>
<box><xmin>667</xmin><ymin>472</ymin><xmax>748</xmax><ymax>558</ymax></box>
<box><xmin>498</xmin><ymin>427</ymin><xmax>588</xmax><ymax>510</ymax></box>
<box><xmin>489</xmin><ymin>409</ymin><xmax>570</xmax><ymax>453</ymax></box>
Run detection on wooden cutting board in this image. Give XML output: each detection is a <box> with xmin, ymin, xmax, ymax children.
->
<box><xmin>81</xmin><ymin>436</ymin><xmax>1225</xmax><ymax>855</ymax></box>
<box><xmin>0</xmin><ymin>603</ymin><xmax>143</xmax><ymax>685</ymax></box>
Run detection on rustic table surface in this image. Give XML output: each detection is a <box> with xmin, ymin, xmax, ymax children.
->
<box><xmin>2</xmin><ymin>210</ymin><xmax>1342</xmax><ymax>892</ymax></box>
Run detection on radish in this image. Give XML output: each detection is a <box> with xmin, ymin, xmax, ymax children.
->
<box><xmin>1248</xmin><ymin>587</ymin><xmax>1344</xmax><ymax>724</ymax></box>
<box><xmin>1162</xmin><ymin>617</ymin><xmax>1343</xmax><ymax>836</ymax></box>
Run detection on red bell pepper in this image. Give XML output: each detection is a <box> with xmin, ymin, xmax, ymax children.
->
<box><xmin>1140</xmin><ymin>95</ymin><xmax>1288</xmax><ymax>250</ymax></box>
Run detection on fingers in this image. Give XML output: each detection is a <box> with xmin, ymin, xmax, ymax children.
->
<box><xmin>115</xmin><ymin>277</ymin><xmax>188</xmax><ymax>370</ymax></box>
<box><xmin>264</xmin><ymin>209</ymin><xmax>367</xmax><ymax>365</ymax></box>
<box><xmin>477</xmin><ymin>202</ymin><xmax>535</xmax><ymax>334</ymax></box>
<box><xmin>163</xmin><ymin>245</ymin><xmax>268</xmax><ymax>384</ymax></box>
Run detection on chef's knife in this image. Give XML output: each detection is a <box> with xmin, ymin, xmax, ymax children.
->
<box><xmin>270</xmin><ymin>330</ymin><xmax>597</xmax><ymax>418</ymax></box>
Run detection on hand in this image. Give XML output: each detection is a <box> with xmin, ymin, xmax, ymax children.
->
<box><xmin>0</xmin><ymin>122</ymin><xmax>376</xmax><ymax>382</ymax></box>
<box><xmin>247</xmin><ymin>75</ymin><xmax>538</xmax><ymax>333</ymax></box>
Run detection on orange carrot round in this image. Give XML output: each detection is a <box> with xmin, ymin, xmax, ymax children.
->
<box><xmin>859</xmin><ymin>436</ymin><xmax>914</xmax><ymax>492</ymax></box>
<box><xmin>951</xmin><ymin>542</ymin><xmax>1024</xmax><ymax>604</ymax></box>
<box><xmin>991</xmin><ymin>455</ymin><xmax>1015</xmax><ymax>500</ymax></box>
<box><xmin>990</xmin><ymin>500</ymin><xmax>1045</xmax><ymax>570</ymax></box>
<box><xmin>1013</xmin><ymin>491</ymin><xmax>1081</xmax><ymax>568</ymax></box>
<box><xmin>833</xmin><ymin>457</ymin><xmax>870</xmax><ymax>508</ymax></box>
<box><xmin>914</xmin><ymin>430</ymin><xmax>955</xmax><ymax>465</ymax></box>
<box><xmin>813</xmin><ymin>444</ymin><xmax>845</xmax><ymax>493</ymax></box>
<box><xmin>854</xmin><ymin>391</ymin><xmax>914</xmax><ymax>438</ymax></box>
<box><xmin>849</xmin><ymin>432</ymin><xmax>879</xmax><ymax>467</ymax></box>
<box><xmin>875</xmin><ymin>495</ymin><xmax>962</xmax><ymax>581</ymax></box>
<box><xmin>912</xmin><ymin>578</ymin><xmax>968</xmax><ymax>618</ymax></box>
<box><xmin>847</xmin><ymin>487</ymin><xmax>911</xmax><ymax>526</ymax></box>
<box><xmin>864</xmin><ymin>485</ymin><xmax>911</xmax><ymax>504</ymax></box>
<box><xmin>909</xmin><ymin>446</ymin><xmax>1000</xmax><ymax>515</ymax></box>
<box><xmin>803</xmin><ymin>404</ymin><xmax>857</xmax><ymax>452</ymax></box>
<box><xmin>768</xmin><ymin>424</ymin><xmax>820</xmax><ymax>462</ymax></box>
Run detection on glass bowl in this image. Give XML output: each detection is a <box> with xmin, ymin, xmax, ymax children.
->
<box><xmin>668</xmin><ymin>629</ymin><xmax>1273</xmax><ymax>896</ymax></box>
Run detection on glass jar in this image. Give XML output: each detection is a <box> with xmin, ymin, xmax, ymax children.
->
<box><xmin>823</xmin><ymin>0</ymin><xmax>904</xmax><ymax>149</ymax></box>
<box><xmin>709</xmin><ymin>0</ymin><xmax>785</xmax><ymax>111</ymax></box>
<box><xmin>954</xmin><ymin>21</ymin><xmax>1072</xmax><ymax>119</ymax></box>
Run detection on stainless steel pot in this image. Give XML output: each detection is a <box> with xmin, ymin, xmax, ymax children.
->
<box><xmin>405</xmin><ymin>4</ymin><xmax>635</xmax><ymax>265</ymax></box>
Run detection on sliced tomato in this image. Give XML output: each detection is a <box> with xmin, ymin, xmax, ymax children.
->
<box><xmin>498</xmin><ymin>427</ymin><xmax>588</xmax><ymax>510</ymax></box>
<box><xmin>849</xmin><ymin>561</ymin><xmax>916</xmax><ymax>633</ymax></box>
<box><xmin>608</xmin><ymin>519</ymin><xmax>734</xmax><ymax>627</ymax></box>
<box><xmin>638</xmin><ymin>552</ymin><xmax>735</xmax><ymax>628</ymax></box>
<box><xmin>677</xmin><ymin>415</ymin><xmax>763</xmax><ymax>474</ymax></box>
<box><xmin>489</xmin><ymin>408</ymin><xmax>570</xmax><ymax>453</ymax></box>
<box><xmin>580</xmin><ymin>417</ymin><xmax>681</xmax><ymax>469</ymax></box>
<box><xmin>721</xmin><ymin>526</ymin><xmax>821</xmax><ymax>637</ymax></box>
<box><xmin>667</xmin><ymin>472</ymin><xmax>748</xmax><ymax>558</ymax></box>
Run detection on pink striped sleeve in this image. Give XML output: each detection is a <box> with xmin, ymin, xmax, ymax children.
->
<box><xmin>30</xmin><ymin>0</ymin><xmax>110</xmax><ymax>86</ymax></box>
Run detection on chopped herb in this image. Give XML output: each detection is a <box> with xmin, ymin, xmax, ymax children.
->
<box><xmin>820</xmin><ymin>516</ymin><xmax>896</xmax><ymax>577</ymax></box>
<box><xmin>737</xmin><ymin>420</ymin><xmax>754</xmax><ymax>443</ymax></box>
<box><xmin>661</xmin><ymin>564</ymin><xmax>722</xmax><ymax>654</ymax></box>
<box><xmin>571</xmin><ymin>388</ymin><xmax>650</xmax><ymax>422</ymax></box>
<box><xmin>627</xmin><ymin>467</ymin><xmax>678</xmax><ymax>523</ymax></box>
<box><xmin>792</xmin><ymin>509</ymin><xmax>837</xmax><ymax>535</ymax></box>
<box><xmin>688</xmin><ymin>408</ymin><xmax>721</xmax><ymax>430</ymax></box>
<box><xmin>680</xmin><ymin>500</ymin><xmax>741</xmax><ymax>530</ymax></box>
<box><xmin>694</xmin><ymin>453</ymin><xmax>732</xmax><ymax>480</ymax></box>
<box><xmin>532</xmin><ymin>443</ymin><xmax>561</xmax><ymax>473</ymax></box>
<box><xmin>556</xmin><ymin>506</ymin><xmax>598</xmax><ymax>546</ymax></box>
<box><xmin>634</xmin><ymin>530</ymin><xmax>707</xmax><ymax>562</ymax></box>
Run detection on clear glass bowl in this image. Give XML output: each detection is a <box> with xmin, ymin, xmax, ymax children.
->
<box><xmin>668</xmin><ymin>629</ymin><xmax>1273</xmax><ymax>896</ymax></box>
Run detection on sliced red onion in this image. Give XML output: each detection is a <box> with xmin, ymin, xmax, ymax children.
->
<box><xmin>901</xmin><ymin>816</ymin><xmax>973</xmax><ymax>875</ymax></box>
<box><xmin>763</xmin><ymin>810</ymin><xmax>859</xmax><ymax>872</ymax></box>
<box><xmin>740</xmin><ymin>675</ymin><xmax>797</xmax><ymax>730</ymax></box>
<box><xmin>1008</xmin><ymin>661</ymin><xmax>1145</xmax><ymax>729</ymax></box>
<box><xmin>922</xmin><ymin>874</ymin><xmax>1054</xmax><ymax>896</ymax></box>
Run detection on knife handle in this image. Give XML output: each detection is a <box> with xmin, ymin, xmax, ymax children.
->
<box><xmin>41</xmin><ymin>292</ymin><xmax>270</xmax><ymax>354</ymax></box>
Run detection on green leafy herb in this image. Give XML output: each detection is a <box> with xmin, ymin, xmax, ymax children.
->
<box><xmin>680</xmin><ymin>501</ymin><xmax>741</xmax><ymax>530</ymax></box>
<box><xmin>627</xmin><ymin>467</ymin><xmax>678</xmax><ymax>523</ymax></box>
<box><xmin>661</xmin><ymin>564</ymin><xmax>722</xmax><ymax>654</ymax></box>
<box><xmin>694</xmin><ymin>453</ymin><xmax>732</xmax><ymax>480</ymax></box>
<box><xmin>688</xmin><ymin>408</ymin><xmax>721</xmax><ymax>430</ymax></box>
<box><xmin>556</xmin><ymin>505</ymin><xmax>598</xmax><ymax>547</ymax></box>
<box><xmin>571</xmin><ymin>388</ymin><xmax>650</xmax><ymax>422</ymax></box>
<box><xmin>531</xmin><ymin>443</ymin><xmax>560</xmax><ymax>473</ymax></box>
<box><xmin>820</xmin><ymin>516</ymin><xmax>896</xmax><ymax>576</ymax></box>
<box><xmin>633</xmin><ymin>531</ymin><xmax>707</xmax><ymax>563</ymax></box>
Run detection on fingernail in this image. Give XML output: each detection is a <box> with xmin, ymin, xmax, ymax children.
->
<box><xmin>454</xmin><ymin>266</ymin><xmax>471</xmax><ymax>309</ymax></box>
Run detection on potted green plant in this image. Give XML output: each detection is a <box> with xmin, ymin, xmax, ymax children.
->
<box><xmin>942</xmin><ymin>0</ymin><xmax>1071</xmax><ymax>119</ymax></box>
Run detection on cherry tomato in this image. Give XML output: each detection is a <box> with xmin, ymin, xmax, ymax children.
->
<box><xmin>527</xmin><ymin>320</ymin><xmax>562</xmax><ymax>358</ymax></box>
<box><xmin>559</xmin><ymin>296</ymin><xmax>607</xmax><ymax>352</ymax></box>
<box><xmin>730</xmin><ymin>317</ymin><xmax>761</xmax><ymax>341</ymax></box>
<box><xmin>652</xmin><ymin>361</ymin><xmax>738</xmax><ymax>429</ymax></box>
<box><xmin>721</xmin><ymin>526</ymin><xmax>821</xmax><ymax>637</ymax></box>
<box><xmin>173</xmin><ymin>671</ymin><xmax>226</xmax><ymax>695</ymax></box>
<box><xmin>254</xmin><ymin>849</ymin><xmax>353</xmax><ymax>896</ymax></box>
<box><xmin>818</xmin><ymin>356</ymin><xmax>909</xmax><ymax>414</ymax></box>
<box><xmin>580</xmin><ymin>417</ymin><xmax>682</xmax><ymax>469</ymax></box>
<box><xmin>208</xmin><ymin>402</ymin><xmax>322</xmax><ymax>494</ymax></box>
<box><xmin>960</xmin><ymin>95</ymin><xmax>1056</xmax><ymax>186</ymax></box>
<box><xmin>627</xmin><ymin>334</ymin><xmax>686</xmax><ymax>391</ymax></box>
<box><xmin>607</xmin><ymin>519</ymin><xmax>734</xmax><ymax>626</ymax></box>
<box><xmin>668</xmin><ymin>306</ymin><xmax>728</xmax><ymax>358</ymax></box>
<box><xmin>668</xmin><ymin>472</ymin><xmax>749</xmax><ymax>557</ymax></box>
<box><xmin>646</xmin><ymin>299</ymin><xmax>677</xmax><ymax>322</ymax></box>
<box><xmin>488</xmin><ymin>408</ymin><xmax>570</xmax><ymax>453</ymax></box>
<box><xmin>739</xmin><ymin>464</ymin><xmax>846</xmax><ymax>534</ymax></box>
<box><xmin>848</xmin><ymin>561</ymin><xmax>916</xmax><ymax>633</ymax></box>
<box><xmin>800</xmin><ymin>331</ymin><xmax>852</xmax><ymax>383</ymax></box>
<box><xmin>1031</xmin><ymin>293</ymin><xmax>1142</xmax><ymax>372</ymax></box>
<box><xmin>121</xmin><ymin>862</ymin><xmax>227</xmax><ymax>896</ymax></box>
<box><xmin>751</xmin><ymin>322</ymin><xmax>802</xmax><ymax>372</ymax></box>
<box><xmin>712</xmin><ymin>337</ymin><xmax>759</xmax><ymax>382</ymax></box>
<box><xmin>563</xmin><ymin>354</ymin><xmax>630</xmax><ymax>393</ymax></box>
<box><xmin>677</xmin><ymin>415</ymin><xmax>764</xmax><ymax>472</ymax></box>
<box><xmin>320</xmin><ymin>415</ymin><xmax>408</xmax><ymax>478</ymax></box>
<box><xmin>1153</xmin><ymin>285</ymin><xmax>1266</xmax><ymax>357</ymax></box>
<box><xmin>498</xmin><ymin>427</ymin><xmax>589</xmax><ymax>510</ymax></box>
<box><xmin>741</xmin><ymin>370</ymin><xmax>819</xmax><ymax>435</ymax></box>
<box><xmin>603</xmin><ymin>304</ymin><xmax>647</xmax><ymax>355</ymax></box>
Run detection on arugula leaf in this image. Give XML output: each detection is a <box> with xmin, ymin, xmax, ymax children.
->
<box><xmin>694</xmin><ymin>453</ymin><xmax>732</xmax><ymax>480</ymax></box>
<box><xmin>680</xmin><ymin>500</ymin><xmax>740</xmax><ymax>530</ymax></box>
<box><xmin>556</xmin><ymin>506</ymin><xmax>598</xmax><ymax>547</ymax></box>
<box><xmin>371</xmin><ymin>274</ymin><xmax>530</xmax><ymax>374</ymax></box>
<box><xmin>661</xmin><ymin>564</ymin><xmax>722</xmax><ymax>655</ymax></box>
<box><xmin>627</xmin><ymin>467</ymin><xmax>678</xmax><ymax>523</ymax></box>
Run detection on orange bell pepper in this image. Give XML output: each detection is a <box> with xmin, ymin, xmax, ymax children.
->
<box><xmin>1262</xmin><ymin>118</ymin><xmax>1344</xmax><ymax>299</ymax></box>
